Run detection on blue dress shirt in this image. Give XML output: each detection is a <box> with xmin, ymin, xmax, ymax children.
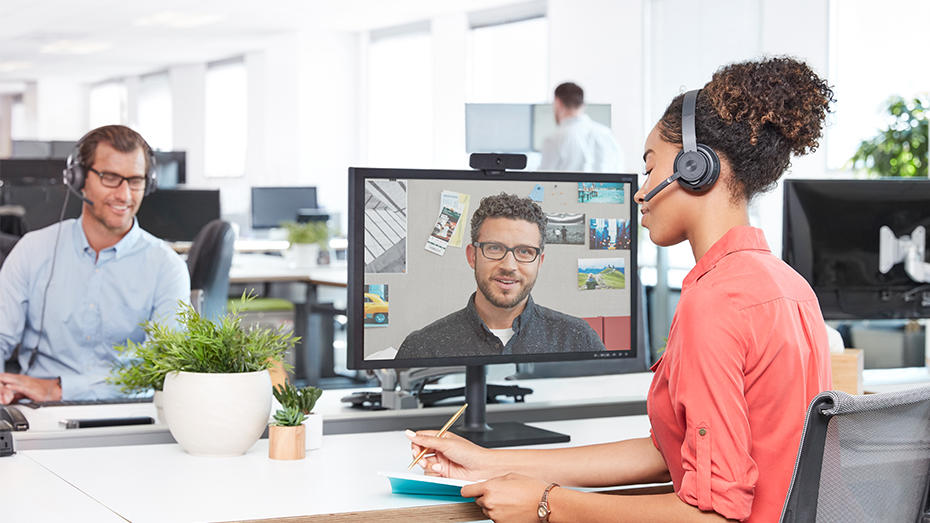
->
<box><xmin>0</xmin><ymin>218</ymin><xmax>190</xmax><ymax>399</ymax></box>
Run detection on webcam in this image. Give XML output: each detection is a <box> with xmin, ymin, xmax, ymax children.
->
<box><xmin>469</xmin><ymin>153</ymin><xmax>527</xmax><ymax>173</ymax></box>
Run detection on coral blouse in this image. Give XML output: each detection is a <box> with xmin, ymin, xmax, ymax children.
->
<box><xmin>647</xmin><ymin>226</ymin><xmax>832</xmax><ymax>521</ymax></box>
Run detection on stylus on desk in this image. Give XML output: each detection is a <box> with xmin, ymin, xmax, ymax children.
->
<box><xmin>60</xmin><ymin>417</ymin><xmax>155</xmax><ymax>429</ymax></box>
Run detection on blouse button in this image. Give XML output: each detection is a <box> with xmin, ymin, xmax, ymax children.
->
<box><xmin>698</xmin><ymin>428</ymin><xmax>707</xmax><ymax>436</ymax></box>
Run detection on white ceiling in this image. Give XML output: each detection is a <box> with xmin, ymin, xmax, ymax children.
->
<box><xmin>0</xmin><ymin>0</ymin><xmax>528</xmax><ymax>87</ymax></box>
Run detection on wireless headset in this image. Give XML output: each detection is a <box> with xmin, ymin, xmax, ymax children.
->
<box><xmin>62</xmin><ymin>129</ymin><xmax>159</xmax><ymax>205</ymax></box>
<box><xmin>643</xmin><ymin>89</ymin><xmax>720</xmax><ymax>202</ymax></box>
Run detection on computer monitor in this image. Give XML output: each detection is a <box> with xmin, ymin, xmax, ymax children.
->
<box><xmin>783</xmin><ymin>179</ymin><xmax>930</xmax><ymax>320</ymax></box>
<box><xmin>0</xmin><ymin>159</ymin><xmax>66</xmax><ymax>186</ymax></box>
<box><xmin>136</xmin><ymin>189</ymin><xmax>221</xmax><ymax>242</ymax></box>
<box><xmin>250</xmin><ymin>186</ymin><xmax>319</xmax><ymax>229</ymax></box>
<box><xmin>152</xmin><ymin>151</ymin><xmax>187</xmax><ymax>188</ymax></box>
<box><xmin>531</xmin><ymin>103</ymin><xmax>612</xmax><ymax>152</ymax></box>
<box><xmin>1</xmin><ymin>184</ymin><xmax>82</xmax><ymax>232</ymax></box>
<box><xmin>348</xmin><ymin>167</ymin><xmax>641</xmax><ymax>446</ymax></box>
<box><xmin>464</xmin><ymin>104</ymin><xmax>533</xmax><ymax>153</ymax></box>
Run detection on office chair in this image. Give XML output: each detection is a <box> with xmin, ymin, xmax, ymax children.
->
<box><xmin>187</xmin><ymin>219</ymin><xmax>235</xmax><ymax>321</ymax></box>
<box><xmin>780</xmin><ymin>386</ymin><xmax>930</xmax><ymax>523</ymax></box>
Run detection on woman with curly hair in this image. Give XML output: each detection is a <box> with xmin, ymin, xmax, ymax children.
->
<box><xmin>406</xmin><ymin>57</ymin><xmax>835</xmax><ymax>522</ymax></box>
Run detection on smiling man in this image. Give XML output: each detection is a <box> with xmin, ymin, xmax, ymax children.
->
<box><xmin>396</xmin><ymin>193</ymin><xmax>604</xmax><ymax>359</ymax></box>
<box><xmin>0</xmin><ymin>125</ymin><xmax>189</xmax><ymax>404</ymax></box>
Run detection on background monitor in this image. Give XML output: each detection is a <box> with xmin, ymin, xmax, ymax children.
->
<box><xmin>348</xmin><ymin>167</ymin><xmax>641</xmax><ymax>446</ymax></box>
<box><xmin>464</xmin><ymin>104</ymin><xmax>533</xmax><ymax>153</ymax></box>
<box><xmin>783</xmin><ymin>178</ymin><xmax>930</xmax><ymax>320</ymax></box>
<box><xmin>152</xmin><ymin>151</ymin><xmax>187</xmax><ymax>188</ymax></box>
<box><xmin>0</xmin><ymin>159</ymin><xmax>66</xmax><ymax>185</ymax></box>
<box><xmin>251</xmin><ymin>186</ymin><xmax>319</xmax><ymax>229</ymax></box>
<box><xmin>0</xmin><ymin>184</ymin><xmax>82</xmax><ymax>232</ymax></box>
<box><xmin>136</xmin><ymin>189</ymin><xmax>221</xmax><ymax>242</ymax></box>
<box><xmin>531</xmin><ymin>103</ymin><xmax>612</xmax><ymax>152</ymax></box>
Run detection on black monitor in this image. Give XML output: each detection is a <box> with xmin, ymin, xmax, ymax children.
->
<box><xmin>783</xmin><ymin>179</ymin><xmax>930</xmax><ymax>320</ymax></box>
<box><xmin>348</xmin><ymin>167</ymin><xmax>641</xmax><ymax>447</ymax></box>
<box><xmin>0</xmin><ymin>159</ymin><xmax>66</xmax><ymax>186</ymax></box>
<box><xmin>250</xmin><ymin>186</ymin><xmax>318</xmax><ymax>229</ymax></box>
<box><xmin>136</xmin><ymin>189</ymin><xmax>221</xmax><ymax>242</ymax></box>
<box><xmin>1</xmin><ymin>184</ymin><xmax>82</xmax><ymax>232</ymax></box>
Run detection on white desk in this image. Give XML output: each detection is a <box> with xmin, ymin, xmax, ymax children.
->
<box><xmin>15</xmin><ymin>415</ymin><xmax>656</xmax><ymax>522</ymax></box>
<box><xmin>13</xmin><ymin>373</ymin><xmax>654</xmax><ymax>450</ymax></box>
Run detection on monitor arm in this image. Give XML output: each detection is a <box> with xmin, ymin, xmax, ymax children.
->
<box><xmin>879</xmin><ymin>225</ymin><xmax>930</xmax><ymax>284</ymax></box>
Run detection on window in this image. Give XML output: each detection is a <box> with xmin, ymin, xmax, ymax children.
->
<box><xmin>467</xmin><ymin>16</ymin><xmax>549</xmax><ymax>103</ymax></box>
<box><xmin>137</xmin><ymin>72</ymin><xmax>172</xmax><ymax>151</ymax></box>
<box><xmin>826</xmin><ymin>0</ymin><xmax>930</xmax><ymax>170</ymax></box>
<box><xmin>88</xmin><ymin>81</ymin><xmax>127</xmax><ymax>129</ymax></box>
<box><xmin>204</xmin><ymin>57</ymin><xmax>247</xmax><ymax>177</ymax></box>
<box><xmin>367</xmin><ymin>26</ymin><xmax>433</xmax><ymax>168</ymax></box>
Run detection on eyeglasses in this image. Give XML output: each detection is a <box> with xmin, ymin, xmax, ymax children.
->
<box><xmin>473</xmin><ymin>242</ymin><xmax>542</xmax><ymax>263</ymax></box>
<box><xmin>88</xmin><ymin>167</ymin><xmax>146</xmax><ymax>191</ymax></box>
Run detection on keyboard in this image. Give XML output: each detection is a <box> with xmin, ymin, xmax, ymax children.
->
<box><xmin>17</xmin><ymin>397</ymin><xmax>154</xmax><ymax>409</ymax></box>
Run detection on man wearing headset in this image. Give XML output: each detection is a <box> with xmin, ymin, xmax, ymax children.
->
<box><xmin>0</xmin><ymin>125</ymin><xmax>190</xmax><ymax>404</ymax></box>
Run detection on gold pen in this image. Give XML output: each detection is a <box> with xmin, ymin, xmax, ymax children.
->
<box><xmin>407</xmin><ymin>403</ymin><xmax>468</xmax><ymax>470</ymax></box>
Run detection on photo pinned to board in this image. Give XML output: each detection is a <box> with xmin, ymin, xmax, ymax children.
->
<box><xmin>577</xmin><ymin>182</ymin><xmax>625</xmax><ymax>204</ymax></box>
<box><xmin>425</xmin><ymin>206</ymin><xmax>462</xmax><ymax>256</ymax></box>
<box><xmin>364</xmin><ymin>179</ymin><xmax>407</xmax><ymax>274</ymax></box>
<box><xmin>528</xmin><ymin>184</ymin><xmax>544</xmax><ymax>202</ymax></box>
<box><xmin>440</xmin><ymin>191</ymin><xmax>471</xmax><ymax>248</ymax></box>
<box><xmin>578</xmin><ymin>257</ymin><xmax>625</xmax><ymax>291</ymax></box>
<box><xmin>588</xmin><ymin>218</ymin><xmax>632</xmax><ymax>250</ymax></box>
<box><xmin>364</xmin><ymin>284</ymin><xmax>390</xmax><ymax>326</ymax></box>
<box><xmin>545</xmin><ymin>212</ymin><xmax>585</xmax><ymax>245</ymax></box>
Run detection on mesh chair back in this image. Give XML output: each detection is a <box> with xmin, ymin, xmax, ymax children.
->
<box><xmin>781</xmin><ymin>386</ymin><xmax>930</xmax><ymax>523</ymax></box>
<box><xmin>186</xmin><ymin>219</ymin><xmax>235</xmax><ymax>321</ymax></box>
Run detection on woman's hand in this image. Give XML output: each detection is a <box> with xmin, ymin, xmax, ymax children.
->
<box><xmin>405</xmin><ymin>429</ymin><xmax>496</xmax><ymax>481</ymax></box>
<box><xmin>461</xmin><ymin>472</ymin><xmax>550</xmax><ymax>523</ymax></box>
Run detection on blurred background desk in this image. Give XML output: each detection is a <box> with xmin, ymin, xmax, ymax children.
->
<box><xmin>229</xmin><ymin>253</ymin><xmax>348</xmax><ymax>386</ymax></box>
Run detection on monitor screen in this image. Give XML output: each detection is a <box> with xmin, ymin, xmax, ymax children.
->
<box><xmin>136</xmin><ymin>189</ymin><xmax>221</xmax><ymax>242</ymax></box>
<box><xmin>348</xmin><ymin>168</ymin><xmax>640</xmax><ymax>370</ymax></box>
<box><xmin>532</xmin><ymin>103</ymin><xmax>611</xmax><ymax>152</ymax></box>
<box><xmin>464</xmin><ymin>104</ymin><xmax>533</xmax><ymax>153</ymax></box>
<box><xmin>250</xmin><ymin>186</ymin><xmax>319</xmax><ymax>229</ymax></box>
<box><xmin>0</xmin><ymin>159</ymin><xmax>66</xmax><ymax>185</ymax></box>
<box><xmin>1</xmin><ymin>184</ymin><xmax>82</xmax><ymax>232</ymax></box>
<box><xmin>783</xmin><ymin>179</ymin><xmax>930</xmax><ymax>320</ymax></box>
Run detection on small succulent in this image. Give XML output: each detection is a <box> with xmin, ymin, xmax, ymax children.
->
<box><xmin>272</xmin><ymin>406</ymin><xmax>308</xmax><ymax>427</ymax></box>
<box><xmin>273</xmin><ymin>382</ymin><xmax>322</xmax><ymax>415</ymax></box>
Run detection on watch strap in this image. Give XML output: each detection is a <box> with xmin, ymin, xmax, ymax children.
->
<box><xmin>538</xmin><ymin>482</ymin><xmax>560</xmax><ymax>522</ymax></box>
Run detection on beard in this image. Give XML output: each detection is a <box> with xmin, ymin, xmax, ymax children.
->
<box><xmin>475</xmin><ymin>269</ymin><xmax>536</xmax><ymax>309</ymax></box>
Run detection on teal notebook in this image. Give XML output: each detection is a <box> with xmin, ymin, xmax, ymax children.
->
<box><xmin>380</xmin><ymin>472</ymin><xmax>477</xmax><ymax>500</ymax></box>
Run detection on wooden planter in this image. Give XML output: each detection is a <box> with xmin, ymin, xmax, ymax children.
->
<box><xmin>269</xmin><ymin>424</ymin><xmax>306</xmax><ymax>460</ymax></box>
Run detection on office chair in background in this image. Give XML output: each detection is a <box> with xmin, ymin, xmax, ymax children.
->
<box><xmin>780</xmin><ymin>386</ymin><xmax>930</xmax><ymax>523</ymax></box>
<box><xmin>187</xmin><ymin>219</ymin><xmax>235</xmax><ymax>321</ymax></box>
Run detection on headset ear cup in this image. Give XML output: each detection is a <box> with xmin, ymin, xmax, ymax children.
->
<box><xmin>144</xmin><ymin>149</ymin><xmax>157</xmax><ymax>196</ymax></box>
<box><xmin>67</xmin><ymin>163</ymin><xmax>85</xmax><ymax>191</ymax></box>
<box><xmin>694</xmin><ymin>143</ymin><xmax>720</xmax><ymax>190</ymax></box>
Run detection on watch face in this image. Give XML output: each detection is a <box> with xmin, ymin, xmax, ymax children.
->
<box><xmin>538</xmin><ymin>504</ymin><xmax>548</xmax><ymax>518</ymax></box>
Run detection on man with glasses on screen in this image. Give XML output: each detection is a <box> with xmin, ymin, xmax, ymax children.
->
<box><xmin>396</xmin><ymin>193</ymin><xmax>604</xmax><ymax>359</ymax></box>
<box><xmin>0</xmin><ymin>125</ymin><xmax>189</xmax><ymax>404</ymax></box>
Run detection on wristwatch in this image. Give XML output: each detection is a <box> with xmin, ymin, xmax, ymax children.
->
<box><xmin>537</xmin><ymin>482</ymin><xmax>559</xmax><ymax>522</ymax></box>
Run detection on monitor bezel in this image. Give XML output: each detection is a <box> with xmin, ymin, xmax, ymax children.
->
<box><xmin>347</xmin><ymin>166</ymin><xmax>643</xmax><ymax>371</ymax></box>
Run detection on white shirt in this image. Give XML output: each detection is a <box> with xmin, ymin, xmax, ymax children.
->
<box><xmin>538</xmin><ymin>113</ymin><xmax>622</xmax><ymax>173</ymax></box>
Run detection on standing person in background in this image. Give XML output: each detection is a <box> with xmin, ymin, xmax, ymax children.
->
<box><xmin>539</xmin><ymin>82</ymin><xmax>622</xmax><ymax>173</ymax></box>
<box><xmin>407</xmin><ymin>57</ymin><xmax>834</xmax><ymax>522</ymax></box>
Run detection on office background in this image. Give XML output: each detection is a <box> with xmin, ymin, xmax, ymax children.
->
<box><xmin>0</xmin><ymin>0</ymin><xmax>927</xmax><ymax>369</ymax></box>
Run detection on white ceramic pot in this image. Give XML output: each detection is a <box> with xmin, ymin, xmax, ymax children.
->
<box><xmin>287</xmin><ymin>243</ymin><xmax>319</xmax><ymax>268</ymax></box>
<box><xmin>304</xmin><ymin>412</ymin><xmax>323</xmax><ymax>450</ymax></box>
<box><xmin>163</xmin><ymin>370</ymin><xmax>271</xmax><ymax>456</ymax></box>
<box><xmin>153</xmin><ymin>390</ymin><xmax>165</xmax><ymax>425</ymax></box>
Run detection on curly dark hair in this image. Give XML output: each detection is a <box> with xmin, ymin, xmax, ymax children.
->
<box><xmin>470</xmin><ymin>193</ymin><xmax>548</xmax><ymax>249</ymax></box>
<box><xmin>658</xmin><ymin>57</ymin><xmax>834</xmax><ymax>200</ymax></box>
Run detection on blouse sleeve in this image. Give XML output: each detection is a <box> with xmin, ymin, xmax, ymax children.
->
<box><xmin>666</xmin><ymin>290</ymin><xmax>758</xmax><ymax>521</ymax></box>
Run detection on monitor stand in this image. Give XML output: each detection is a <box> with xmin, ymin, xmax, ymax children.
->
<box><xmin>457</xmin><ymin>365</ymin><xmax>569</xmax><ymax>448</ymax></box>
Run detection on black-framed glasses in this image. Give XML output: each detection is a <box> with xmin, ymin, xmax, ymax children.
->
<box><xmin>473</xmin><ymin>242</ymin><xmax>542</xmax><ymax>263</ymax></box>
<box><xmin>88</xmin><ymin>167</ymin><xmax>146</xmax><ymax>191</ymax></box>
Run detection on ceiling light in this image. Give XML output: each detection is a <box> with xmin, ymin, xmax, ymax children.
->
<box><xmin>40</xmin><ymin>40</ymin><xmax>112</xmax><ymax>55</ymax></box>
<box><xmin>0</xmin><ymin>61</ymin><xmax>31</xmax><ymax>73</ymax></box>
<box><xmin>134</xmin><ymin>11</ymin><xmax>224</xmax><ymax>29</ymax></box>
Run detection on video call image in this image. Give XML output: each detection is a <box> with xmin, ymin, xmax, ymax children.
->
<box><xmin>362</xmin><ymin>178</ymin><xmax>634</xmax><ymax>362</ymax></box>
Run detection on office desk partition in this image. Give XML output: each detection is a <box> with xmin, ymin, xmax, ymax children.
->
<box><xmin>229</xmin><ymin>254</ymin><xmax>347</xmax><ymax>385</ymax></box>
<box><xmin>16</xmin><ymin>415</ymin><xmax>660</xmax><ymax>522</ymax></box>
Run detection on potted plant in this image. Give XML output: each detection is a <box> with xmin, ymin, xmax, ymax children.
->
<box><xmin>849</xmin><ymin>95</ymin><xmax>927</xmax><ymax>178</ymax></box>
<box><xmin>268</xmin><ymin>406</ymin><xmax>307</xmax><ymax>460</ymax></box>
<box><xmin>116</xmin><ymin>297</ymin><xmax>296</xmax><ymax>456</ymax></box>
<box><xmin>273</xmin><ymin>382</ymin><xmax>324</xmax><ymax>450</ymax></box>
<box><xmin>282</xmin><ymin>221</ymin><xmax>331</xmax><ymax>267</ymax></box>
<box><xmin>109</xmin><ymin>323</ymin><xmax>178</xmax><ymax>424</ymax></box>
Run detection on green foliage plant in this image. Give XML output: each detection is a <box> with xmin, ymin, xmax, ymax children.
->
<box><xmin>282</xmin><ymin>221</ymin><xmax>331</xmax><ymax>249</ymax></box>
<box><xmin>273</xmin><ymin>382</ymin><xmax>323</xmax><ymax>414</ymax></box>
<box><xmin>109</xmin><ymin>296</ymin><xmax>297</xmax><ymax>393</ymax></box>
<box><xmin>272</xmin><ymin>406</ymin><xmax>307</xmax><ymax>427</ymax></box>
<box><xmin>849</xmin><ymin>95</ymin><xmax>928</xmax><ymax>178</ymax></box>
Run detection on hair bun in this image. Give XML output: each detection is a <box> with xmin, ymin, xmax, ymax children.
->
<box><xmin>704</xmin><ymin>57</ymin><xmax>834</xmax><ymax>156</ymax></box>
